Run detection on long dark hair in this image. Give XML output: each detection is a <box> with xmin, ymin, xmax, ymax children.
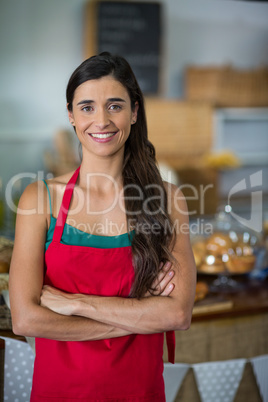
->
<box><xmin>66</xmin><ymin>52</ymin><xmax>176</xmax><ymax>298</ymax></box>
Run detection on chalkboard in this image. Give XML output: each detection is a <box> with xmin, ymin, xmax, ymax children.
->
<box><xmin>85</xmin><ymin>1</ymin><xmax>162</xmax><ymax>95</ymax></box>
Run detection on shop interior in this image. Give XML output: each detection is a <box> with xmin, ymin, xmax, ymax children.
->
<box><xmin>0</xmin><ymin>0</ymin><xmax>268</xmax><ymax>401</ymax></box>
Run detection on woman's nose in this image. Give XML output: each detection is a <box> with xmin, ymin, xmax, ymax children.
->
<box><xmin>94</xmin><ymin>109</ymin><xmax>110</xmax><ymax>129</ymax></box>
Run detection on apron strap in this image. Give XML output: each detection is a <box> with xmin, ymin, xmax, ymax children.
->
<box><xmin>53</xmin><ymin>166</ymin><xmax>81</xmax><ymax>242</ymax></box>
<box><xmin>166</xmin><ymin>331</ymin><xmax>176</xmax><ymax>364</ymax></box>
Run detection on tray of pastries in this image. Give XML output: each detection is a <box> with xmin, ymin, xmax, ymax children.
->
<box><xmin>193</xmin><ymin>231</ymin><xmax>257</xmax><ymax>275</ymax></box>
<box><xmin>191</xmin><ymin>208</ymin><xmax>261</xmax><ymax>276</ymax></box>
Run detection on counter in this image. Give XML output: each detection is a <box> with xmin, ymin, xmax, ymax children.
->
<box><xmin>163</xmin><ymin>275</ymin><xmax>268</xmax><ymax>401</ymax></box>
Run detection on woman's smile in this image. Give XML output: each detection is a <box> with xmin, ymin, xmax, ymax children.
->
<box><xmin>88</xmin><ymin>130</ymin><xmax>119</xmax><ymax>142</ymax></box>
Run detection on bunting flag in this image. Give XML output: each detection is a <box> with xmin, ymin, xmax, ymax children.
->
<box><xmin>0</xmin><ymin>336</ymin><xmax>35</xmax><ymax>402</ymax></box>
<box><xmin>164</xmin><ymin>363</ymin><xmax>189</xmax><ymax>402</ymax></box>
<box><xmin>250</xmin><ymin>354</ymin><xmax>268</xmax><ymax>402</ymax></box>
<box><xmin>193</xmin><ymin>359</ymin><xmax>246</xmax><ymax>402</ymax></box>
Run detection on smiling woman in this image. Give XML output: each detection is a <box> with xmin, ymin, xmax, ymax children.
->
<box><xmin>9</xmin><ymin>52</ymin><xmax>196</xmax><ymax>401</ymax></box>
<box><xmin>68</xmin><ymin>76</ymin><xmax>138</xmax><ymax>155</ymax></box>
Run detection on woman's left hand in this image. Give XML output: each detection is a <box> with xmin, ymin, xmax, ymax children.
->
<box><xmin>40</xmin><ymin>285</ymin><xmax>81</xmax><ymax>316</ymax></box>
<box><xmin>144</xmin><ymin>261</ymin><xmax>174</xmax><ymax>297</ymax></box>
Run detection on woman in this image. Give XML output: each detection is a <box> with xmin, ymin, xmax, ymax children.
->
<box><xmin>9</xmin><ymin>52</ymin><xmax>196</xmax><ymax>401</ymax></box>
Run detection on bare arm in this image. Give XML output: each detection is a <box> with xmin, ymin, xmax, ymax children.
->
<box><xmin>41</xmin><ymin>185</ymin><xmax>197</xmax><ymax>334</ymax></box>
<box><xmin>9</xmin><ymin>181</ymin><xmax>175</xmax><ymax>340</ymax></box>
<box><xmin>9</xmin><ymin>182</ymin><xmax>130</xmax><ymax>341</ymax></box>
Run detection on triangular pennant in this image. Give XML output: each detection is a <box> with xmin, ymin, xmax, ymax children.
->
<box><xmin>0</xmin><ymin>336</ymin><xmax>34</xmax><ymax>402</ymax></box>
<box><xmin>164</xmin><ymin>363</ymin><xmax>189</xmax><ymax>402</ymax></box>
<box><xmin>250</xmin><ymin>354</ymin><xmax>268</xmax><ymax>402</ymax></box>
<box><xmin>193</xmin><ymin>359</ymin><xmax>246</xmax><ymax>402</ymax></box>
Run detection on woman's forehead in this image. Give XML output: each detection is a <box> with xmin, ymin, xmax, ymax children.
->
<box><xmin>74</xmin><ymin>76</ymin><xmax>130</xmax><ymax>101</ymax></box>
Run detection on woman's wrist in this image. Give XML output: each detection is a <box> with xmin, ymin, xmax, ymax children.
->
<box><xmin>73</xmin><ymin>294</ymin><xmax>95</xmax><ymax>317</ymax></box>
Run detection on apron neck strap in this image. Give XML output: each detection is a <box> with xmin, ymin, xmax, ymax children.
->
<box><xmin>53</xmin><ymin>166</ymin><xmax>80</xmax><ymax>242</ymax></box>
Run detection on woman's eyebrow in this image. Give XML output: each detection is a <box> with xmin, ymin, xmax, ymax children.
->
<box><xmin>77</xmin><ymin>99</ymin><xmax>94</xmax><ymax>106</ymax></box>
<box><xmin>77</xmin><ymin>98</ymin><xmax>126</xmax><ymax>106</ymax></box>
<box><xmin>107</xmin><ymin>98</ymin><xmax>126</xmax><ymax>103</ymax></box>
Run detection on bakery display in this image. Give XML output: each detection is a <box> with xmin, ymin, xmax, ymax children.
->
<box><xmin>190</xmin><ymin>205</ymin><xmax>262</xmax><ymax>276</ymax></box>
<box><xmin>192</xmin><ymin>230</ymin><xmax>257</xmax><ymax>275</ymax></box>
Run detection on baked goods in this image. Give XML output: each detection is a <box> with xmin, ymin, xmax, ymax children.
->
<box><xmin>206</xmin><ymin>232</ymin><xmax>233</xmax><ymax>255</ymax></box>
<box><xmin>199</xmin><ymin>256</ymin><xmax>225</xmax><ymax>274</ymax></box>
<box><xmin>192</xmin><ymin>232</ymin><xmax>256</xmax><ymax>275</ymax></box>
<box><xmin>192</xmin><ymin>241</ymin><xmax>207</xmax><ymax>267</ymax></box>
<box><xmin>0</xmin><ymin>236</ymin><xmax>14</xmax><ymax>273</ymax></box>
<box><xmin>195</xmin><ymin>281</ymin><xmax>209</xmax><ymax>302</ymax></box>
<box><xmin>225</xmin><ymin>255</ymin><xmax>256</xmax><ymax>274</ymax></box>
<box><xmin>0</xmin><ymin>274</ymin><xmax>9</xmax><ymax>292</ymax></box>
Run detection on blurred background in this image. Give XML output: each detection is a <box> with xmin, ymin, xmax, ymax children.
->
<box><xmin>1</xmin><ymin>1</ymin><xmax>268</xmax><ymax>400</ymax></box>
<box><xmin>0</xmin><ymin>0</ymin><xmax>268</xmax><ymax>233</ymax></box>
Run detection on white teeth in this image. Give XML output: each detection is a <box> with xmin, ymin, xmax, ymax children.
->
<box><xmin>90</xmin><ymin>133</ymin><xmax>116</xmax><ymax>139</ymax></box>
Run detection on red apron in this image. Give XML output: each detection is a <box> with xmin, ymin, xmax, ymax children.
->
<box><xmin>31</xmin><ymin>167</ymin><xmax>175</xmax><ymax>402</ymax></box>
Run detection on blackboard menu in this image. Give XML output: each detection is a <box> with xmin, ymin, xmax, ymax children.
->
<box><xmin>93</xmin><ymin>1</ymin><xmax>162</xmax><ymax>94</ymax></box>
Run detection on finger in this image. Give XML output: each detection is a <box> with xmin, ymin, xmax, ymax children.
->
<box><xmin>162</xmin><ymin>261</ymin><xmax>172</xmax><ymax>272</ymax></box>
<box><xmin>150</xmin><ymin>261</ymin><xmax>172</xmax><ymax>290</ymax></box>
<box><xmin>146</xmin><ymin>261</ymin><xmax>174</xmax><ymax>296</ymax></box>
<box><xmin>148</xmin><ymin>275</ymin><xmax>175</xmax><ymax>296</ymax></box>
<box><xmin>157</xmin><ymin>269</ymin><xmax>174</xmax><ymax>294</ymax></box>
<box><xmin>150</xmin><ymin>273</ymin><xmax>165</xmax><ymax>290</ymax></box>
<box><xmin>151</xmin><ymin>267</ymin><xmax>174</xmax><ymax>294</ymax></box>
<box><xmin>160</xmin><ymin>283</ymin><xmax>174</xmax><ymax>296</ymax></box>
<box><xmin>147</xmin><ymin>286</ymin><xmax>160</xmax><ymax>296</ymax></box>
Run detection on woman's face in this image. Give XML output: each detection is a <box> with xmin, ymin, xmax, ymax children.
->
<box><xmin>68</xmin><ymin>75</ymin><xmax>138</xmax><ymax>159</ymax></box>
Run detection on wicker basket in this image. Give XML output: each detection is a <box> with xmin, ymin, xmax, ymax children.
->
<box><xmin>145</xmin><ymin>98</ymin><xmax>213</xmax><ymax>164</ymax></box>
<box><xmin>185</xmin><ymin>67</ymin><xmax>224</xmax><ymax>105</ymax></box>
<box><xmin>185</xmin><ymin>66</ymin><xmax>268</xmax><ymax>107</ymax></box>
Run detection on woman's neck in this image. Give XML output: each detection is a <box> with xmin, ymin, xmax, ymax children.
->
<box><xmin>78</xmin><ymin>153</ymin><xmax>124</xmax><ymax>193</ymax></box>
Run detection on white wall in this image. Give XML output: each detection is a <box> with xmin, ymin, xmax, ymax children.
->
<box><xmin>0</xmin><ymin>0</ymin><xmax>268</xmax><ymax>185</ymax></box>
<box><xmin>164</xmin><ymin>0</ymin><xmax>268</xmax><ymax>96</ymax></box>
<box><xmin>1</xmin><ymin>0</ymin><xmax>268</xmax><ymax>135</ymax></box>
<box><xmin>0</xmin><ymin>0</ymin><xmax>86</xmax><ymax>137</ymax></box>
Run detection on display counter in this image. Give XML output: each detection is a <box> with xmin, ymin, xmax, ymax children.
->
<box><xmin>162</xmin><ymin>275</ymin><xmax>268</xmax><ymax>401</ymax></box>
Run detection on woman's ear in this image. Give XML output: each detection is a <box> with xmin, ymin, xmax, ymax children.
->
<box><xmin>131</xmin><ymin>101</ymin><xmax>139</xmax><ymax>125</ymax></box>
<box><xmin>67</xmin><ymin>104</ymin><xmax>75</xmax><ymax>126</ymax></box>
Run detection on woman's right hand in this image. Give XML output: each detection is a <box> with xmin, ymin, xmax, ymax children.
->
<box><xmin>144</xmin><ymin>261</ymin><xmax>174</xmax><ymax>297</ymax></box>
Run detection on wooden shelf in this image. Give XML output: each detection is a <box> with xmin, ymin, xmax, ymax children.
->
<box><xmin>193</xmin><ymin>275</ymin><xmax>268</xmax><ymax>321</ymax></box>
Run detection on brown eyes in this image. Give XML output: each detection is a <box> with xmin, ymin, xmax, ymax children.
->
<box><xmin>109</xmin><ymin>105</ymin><xmax>122</xmax><ymax>111</ymax></box>
<box><xmin>81</xmin><ymin>106</ymin><xmax>93</xmax><ymax>112</ymax></box>
<box><xmin>81</xmin><ymin>104</ymin><xmax>122</xmax><ymax>112</ymax></box>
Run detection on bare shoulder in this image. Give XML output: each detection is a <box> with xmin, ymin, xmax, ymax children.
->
<box><xmin>17</xmin><ymin>169</ymin><xmax>75</xmax><ymax>218</ymax></box>
<box><xmin>18</xmin><ymin>181</ymin><xmax>46</xmax><ymax>211</ymax></box>
<box><xmin>13</xmin><ymin>182</ymin><xmax>48</xmax><ymax>255</ymax></box>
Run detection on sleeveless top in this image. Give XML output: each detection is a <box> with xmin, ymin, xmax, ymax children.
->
<box><xmin>30</xmin><ymin>167</ymin><xmax>175</xmax><ymax>402</ymax></box>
